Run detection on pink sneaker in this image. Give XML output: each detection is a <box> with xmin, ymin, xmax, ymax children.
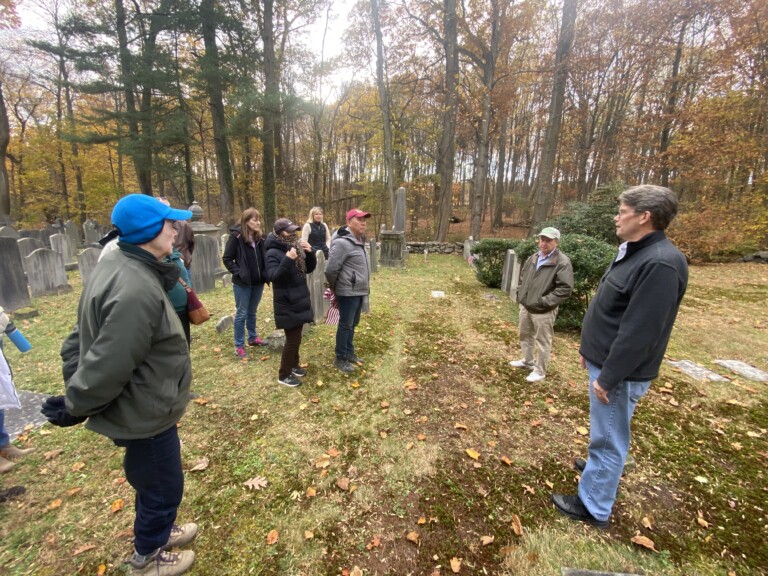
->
<box><xmin>247</xmin><ymin>337</ymin><xmax>268</xmax><ymax>347</ymax></box>
<box><xmin>235</xmin><ymin>347</ymin><xmax>247</xmax><ymax>358</ymax></box>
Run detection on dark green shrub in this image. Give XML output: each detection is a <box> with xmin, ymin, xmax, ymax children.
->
<box><xmin>549</xmin><ymin>182</ymin><xmax>622</xmax><ymax>245</ymax></box>
<box><xmin>507</xmin><ymin>234</ymin><xmax>616</xmax><ymax>329</ymax></box>
<box><xmin>469</xmin><ymin>238</ymin><xmax>521</xmax><ymax>288</ymax></box>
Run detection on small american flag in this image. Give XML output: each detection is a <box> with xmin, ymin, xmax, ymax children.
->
<box><xmin>324</xmin><ymin>289</ymin><xmax>339</xmax><ymax>325</ymax></box>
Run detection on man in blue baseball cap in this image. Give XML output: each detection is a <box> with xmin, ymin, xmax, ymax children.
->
<box><xmin>42</xmin><ymin>194</ymin><xmax>198</xmax><ymax>576</ymax></box>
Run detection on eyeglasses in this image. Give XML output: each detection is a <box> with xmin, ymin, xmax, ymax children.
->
<box><xmin>617</xmin><ymin>209</ymin><xmax>637</xmax><ymax>217</ymax></box>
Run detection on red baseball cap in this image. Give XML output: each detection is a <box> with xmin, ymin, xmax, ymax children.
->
<box><xmin>346</xmin><ymin>208</ymin><xmax>371</xmax><ymax>220</ymax></box>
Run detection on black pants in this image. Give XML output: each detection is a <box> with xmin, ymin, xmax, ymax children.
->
<box><xmin>113</xmin><ymin>425</ymin><xmax>183</xmax><ymax>555</ymax></box>
<box><xmin>176</xmin><ymin>310</ymin><xmax>191</xmax><ymax>347</ymax></box>
<box><xmin>279</xmin><ymin>326</ymin><xmax>303</xmax><ymax>379</ymax></box>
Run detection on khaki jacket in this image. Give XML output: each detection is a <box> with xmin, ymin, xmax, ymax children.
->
<box><xmin>517</xmin><ymin>250</ymin><xmax>573</xmax><ymax>313</ymax></box>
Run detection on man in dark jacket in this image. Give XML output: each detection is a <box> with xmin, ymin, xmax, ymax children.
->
<box><xmin>551</xmin><ymin>185</ymin><xmax>688</xmax><ymax>528</ymax></box>
<box><xmin>510</xmin><ymin>227</ymin><xmax>573</xmax><ymax>383</ymax></box>
<box><xmin>325</xmin><ymin>208</ymin><xmax>371</xmax><ymax>374</ymax></box>
<box><xmin>41</xmin><ymin>194</ymin><xmax>198</xmax><ymax>576</ymax></box>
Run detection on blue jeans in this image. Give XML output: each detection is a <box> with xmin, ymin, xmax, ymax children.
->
<box><xmin>114</xmin><ymin>426</ymin><xmax>184</xmax><ymax>555</ymax></box>
<box><xmin>233</xmin><ymin>283</ymin><xmax>265</xmax><ymax>347</ymax></box>
<box><xmin>0</xmin><ymin>409</ymin><xmax>9</xmax><ymax>447</ymax></box>
<box><xmin>578</xmin><ymin>361</ymin><xmax>650</xmax><ymax>521</ymax></box>
<box><xmin>335</xmin><ymin>295</ymin><xmax>363</xmax><ymax>360</ymax></box>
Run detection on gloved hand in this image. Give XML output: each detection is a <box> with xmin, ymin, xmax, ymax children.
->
<box><xmin>41</xmin><ymin>396</ymin><xmax>87</xmax><ymax>427</ymax></box>
<box><xmin>0</xmin><ymin>307</ymin><xmax>8</xmax><ymax>333</ymax></box>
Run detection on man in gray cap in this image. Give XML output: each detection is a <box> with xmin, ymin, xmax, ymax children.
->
<box><xmin>510</xmin><ymin>227</ymin><xmax>573</xmax><ymax>383</ymax></box>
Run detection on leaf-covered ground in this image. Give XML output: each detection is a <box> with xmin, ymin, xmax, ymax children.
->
<box><xmin>1</xmin><ymin>256</ymin><xmax>766</xmax><ymax>575</ymax></box>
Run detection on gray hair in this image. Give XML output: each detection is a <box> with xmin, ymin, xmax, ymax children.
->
<box><xmin>619</xmin><ymin>185</ymin><xmax>678</xmax><ymax>230</ymax></box>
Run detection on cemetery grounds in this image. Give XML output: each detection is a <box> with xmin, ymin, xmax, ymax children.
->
<box><xmin>0</xmin><ymin>256</ymin><xmax>766</xmax><ymax>576</ymax></box>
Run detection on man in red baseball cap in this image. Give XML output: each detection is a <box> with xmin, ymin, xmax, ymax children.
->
<box><xmin>325</xmin><ymin>208</ymin><xmax>371</xmax><ymax>373</ymax></box>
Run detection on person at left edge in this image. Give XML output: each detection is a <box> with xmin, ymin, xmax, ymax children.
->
<box><xmin>41</xmin><ymin>194</ymin><xmax>198</xmax><ymax>576</ymax></box>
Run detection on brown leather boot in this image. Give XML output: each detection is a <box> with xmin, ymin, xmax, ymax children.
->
<box><xmin>0</xmin><ymin>444</ymin><xmax>35</xmax><ymax>460</ymax></box>
<box><xmin>0</xmin><ymin>456</ymin><xmax>15</xmax><ymax>474</ymax></box>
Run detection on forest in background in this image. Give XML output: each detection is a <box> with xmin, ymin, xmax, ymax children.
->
<box><xmin>0</xmin><ymin>0</ymin><xmax>766</xmax><ymax>259</ymax></box>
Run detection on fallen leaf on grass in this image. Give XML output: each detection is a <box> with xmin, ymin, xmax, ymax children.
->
<box><xmin>304</xmin><ymin>531</ymin><xmax>314</xmax><ymax>540</ymax></box>
<box><xmin>350</xmin><ymin>567</ymin><xmax>363</xmax><ymax>576</ymax></box>
<box><xmin>336</xmin><ymin>477</ymin><xmax>350</xmax><ymax>491</ymax></box>
<box><xmin>511</xmin><ymin>514</ymin><xmax>523</xmax><ymax>536</ymax></box>
<box><xmin>327</xmin><ymin>447</ymin><xmax>341</xmax><ymax>457</ymax></box>
<box><xmin>404</xmin><ymin>379</ymin><xmax>419</xmax><ymax>390</ymax></box>
<box><xmin>192</xmin><ymin>397</ymin><xmax>209</xmax><ymax>405</ymax></box>
<box><xmin>417</xmin><ymin>517</ymin><xmax>427</xmax><ymax>525</ymax></box>
<box><xmin>465</xmin><ymin>448</ymin><xmax>480</xmax><ymax>460</ymax></box>
<box><xmin>66</xmin><ymin>487</ymin><xmax>82</xmax><ymax>497</ymax></box>
<box><xmin>244</xmin><ymin>476</ymin><xmax>268</xmax><ymax>490</ymax></box>
<box><xmin>642</xmin><ymin>516</ymin><xmax>653</xmax><ymax>530</ymax></box>
<box><xmin>696</xmin><ymin>511</ymin><xmax>709</xmax><ymax>528</ymax></box>
<box><xmin>454</xmin><ymin>423</ymin><xmax>468</xmax><ymax>430</ymax></box>
<box><xmin>366</xmin><ymin>536</ymin><xmax>381</xmax><ymax>550</ymax></box>
<box><xmin>189</xmin><ymin>457</ymin><xmax>209</xmax><ymax>472</ymax></box>
<box><xmin>97</xmin><ymin>564</ymin><xmax>106</xmax><ymax>575</ymax></box>
<box><xmin>306</xmin><ymin>486</ymin><xmax>317</xmax><ymax>497</ymax></box>
<box><xmin>544</xmin><ymin>480</ymin><xmax>554</xmax><ymax>489</ymax></box>
<box><xmin>481</xmin><ymin>535</ymin><xmax>494</xmax><ymax>546</ymax></box>
<box><xmin>669</xmin><ymin>398</ymin><xmax>679</xmax><ymax>407</ymax></box>
<box><xmin>576</xmin><ymin>427</ymin><xmax>589</xmax><ymax>436</ymax></box>
<box><xmin>450</xmin><ymin>557</ymin><xmax>462</xmax><ymax>572</ymax></box>
<box><xmin>500</xmin><ymin>456</ymin><xmax>513</xmax><ymax>466</ymax></box>
<box><xmin>315</xmin><ymin>454</ymin><xmax>331</xmax><ymax>468</ymax></box>
<box><xmin>406</xmin><ymin>442</ymin><xmax>414</xmax><ymax>450</ymax></box>
<box><xmin>417</xmin><ymin>434</ymin><xmax>427</xmax><ymax>441</ymax></box>
<box><xmin>71</xmin><ymin>462</ymin><xmax>85</xmax><ymax>472</ymax></box>
<box><xmin>406</xmin><ymin>531</ymin><xmax>420</xmax><ymax>544</ymax></box>
<box><xmin>530</xmin><ymin>419</ymin><xmax>542</xmax><ymax>428</ymax></box>
<box><xmin>72</xmin><ymin>544</ymin><xmax>96</xmax><ymax>556</ymax></box>
<box><xmin>213</xmin><ymin>347</ymin><xmax>221</xmax><ymax>353</ymax></box>
<box><xmin>380</xmin><ymin>401</ymin><xmax>390</xmax><ymax>409</ymax></box>
<box><xmin>351</xmin><ymin>381</ymin><xmax>360</xmax><ymax>389</ymax></box>
<box><xmin>631</xmin><ymin>534</ymin><xmax>658</xmax><ymax>552</ymax></box>
<box><xmin>694</xmin><ymin>476</ymin><xmax>708</xmax><ymax>484</ymax></box>
<box><xmin>379</xmin><ymin>431</ymin><xmax>388</xmax><ymax>438</ymax></box>
<box><xmin>44</xmin><ymin>449</ymin><xmax>63</xmax><ymax>460</ymax></box>
<box><xmin>39</xmin><ymin>429</ymin><xmax>52</xmax><ymax>436</ymax></box>
<box><xmin>522</xmin><ymin>484</ymin><xmax>535</xmax><ymax>495</ymax></box>
<box><xmin>266</xmin><ymin>529</ymin><xmax>279</xmax><ymax>545</ymax></box>
<box><xmin>111</xmin><ymin>498</ymin><xmax>124</xmax><ymax>513</ymax></box>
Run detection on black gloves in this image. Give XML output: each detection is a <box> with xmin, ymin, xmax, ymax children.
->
<box><xmin>41</xmin><ymin>396</ymin><xmax>87</xmax><ymax>427</ymax></box>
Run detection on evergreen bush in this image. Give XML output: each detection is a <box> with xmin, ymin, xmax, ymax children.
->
<box><xmin>549</xmin><ymin>182</ymin><xmax>622</xmax><ymax>245</ymax></box>
<box><xmin>469</xmin><ymin>238</ymin><xmax>521</xmax><ymax>288</ymax></box>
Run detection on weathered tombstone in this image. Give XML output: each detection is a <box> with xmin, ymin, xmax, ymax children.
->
<box><xmin>0</xmin><ymin>225</ymin><xmax>19</xmax><ymax>239</ymax></box>
<box><xmin>19</xmin><ymin>229</ymin><xmax>48</xmax><ymax>246</ymax></box>
<box><xmin>83</xmin><ymin>218</ymin><xmax>101</xmax><ymax>245</ymax></box>
<box><xmin>216</xmin><ymin>315</ymin><xmax>234</xmax><ymax>334</ymax></box>
<box><xmin>508</xmin><ymin>256</ymin><xmax>521</xmax><ymax>301</ymax></box>
<box><xmin>501</xmin><ymin>249</ymin><xmax>517</xmax><ymax>293</ymax></box>
<box><xmin>17</xmin><ymin>237</ymin><xmax>45</xmax><ymax>261</ymax></box>
<box><xmin>0</xmin><ymin>237</ymin><xmax>30</xmax><ymax>311</ymax></box>
<box><xmin>308</xmin><ymin>250</ymin><xmax>326</xmax><ymax>323</ymax></box>
<box><xmin>379</xmin><ymin>230</ymin><xmax>405</xmax><ymax>267</ymax></box>
<box><xmin>666</xmin><ymin>359</ymin><xmax>728</xmax><ymax>382</ymax></box>
<box><xmin>49</xmin><ymin>233</ymin><xmax>75</xmax><ymax>265</ymax></box>
<box><xmin>463</xmin><ymin>236</ymin><xmax>476</xmax><ymax>261</ymax></box>
<box><xmin>64</xmin><ymin>219</ymin><xmax>81</xmax><ymax>248</ymax></box>
<box><xmin>714</xmin><ymin>359</ymin><xmax>768</xmax><ymax>382</ymax></box>
<box><xmin>394</xmin><ymin>186</ymin><xmax>406</xmax><ymax>233</ymax></box>
<box><xmin>369</xmin><ymin>238</ymin><xmax>378</xmax><ymax>273</ymax></box>
<box><xmin>190</xmin><ymin>235</ymin><xmax>218</xmax><ymax>294</ymax></box>
<box><xmin>217</xmin><ymin>221</ymin><xmax>228</xmax><ymax>239</ymax></box>
<box><xmin>77</xmin><ymin>247</ymin><xmax>102</xmax><ymax>287</ymax></box>
<box><xmin>25</xmin><ymin>248</ymin><xmax>71</xmax><ymax>297</ymax></box>
<box><xmin>221</xmin><ymin>234</ymin><xmax>230</xmax><ymax>254</ymax></box>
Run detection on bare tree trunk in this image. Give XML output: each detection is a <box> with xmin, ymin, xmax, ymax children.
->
<box><xmin>434</xmin><ymin>0</ymin><xmax>458</xmax><ymax>241</ymax></box>
<box><xmin>371</xmin><ymin>0</ymin><xmax>395</xmax><ymax>221</ymax></box>
<box><xmin>528</xmin><ymin>0</ymin><xmax>577</xmax><ymax>233</ymax></box>
<box><xmin>493</xmin><ymin>115</ymin><xmax>508</xmax><ymax>228</ymax></box>
<box><xmin>659</xmin><ymin>19</ymin><xmax>687</xmax><ymax>188</ymax></box>
<box><xmin>0</xmin><ymin>81</ymin><xmax>10</xmax><ymax>222</ymax></box>
<box><xmin>260</xmin><ymin>0</ymin><xmax>278</xmax><ymax>225</ymax></box>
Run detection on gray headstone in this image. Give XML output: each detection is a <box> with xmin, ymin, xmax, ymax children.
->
<box><xmin>17</xmin><ymin>237</ymin><xmax>44</xmax><ymax>261</ymax></box>
<box><xmin>190</xmin><ymin>235</ymin><xmax>218</xmax><ymax>294</ymax></box>
<box><xmin>221</xmin><ymin>234</ymin><xmax>230</xmax><ymax>254</ymax></box>
<box><xmin>714</xmin><ymin>360</ymin><xmax>768</xmax><ymax>382</ymax></box>
<box><xmin>369</xmin><ymin>238</ymin><xmax>378</xmax><ymax>273</ymax></box>
<box><xmin>308</xmin><ymin>250</ymin><xmax>326</xmax><ymax>323</ymax></box>
<box><xmin>25</xmin><ymin>248</ymin><xmax>71</xmax><ymax>297</ymax></box>
<box><xmin>666</xmin><ymin>360</ymin><xmax>728</xmax><ymax>382</ymax></box>
<box><xmin>0</xmin><ymin>237</ymin><xmax>30</xmax><ymax>311</ymax></box>
<box><xmin>379</xmin><ymin>230</ymin><xmax>405</xmax><ymax>268</ymax></box>
<box><xmin>509</xmin><ymin>256</ymin><xmax>521</xmax><ymax>301</ymax></box>
<box><xmin>77</xmin><ymin>247</ymin><xmax>102</xmax><ymax>287</ymax></box>
<box><xmin>215</xmin><ymin>315</ymin><xmax>234</xmax><ymax>334</ymax></box>
<box><xmin>463</xmin><ymin>238</ymin><xmax>478</xmax><ymax>260</ymax></box>
<box><xmin>19</xmin><ymin>229</ymin><xmax>48</xmax><ymax>247</ymax></box>
<box><xmin>267</xmin><ymin>329</ymin><xmax>286</xmax><ymax>350</ymax></box>
<box><xmin>217</xmin><ymin>221</ymin><xmax>228</xmax><ymax>238</ymax></box>
<box><xmin>221</xmin><ymin>274</ymin><xmax>232</xmax><ymax>288</ymax></box>
<box><xmin>394</xmin><ymin>186</ymin><xmax>406</xmax><ymax>233</ymax></box>
<box><xmin>1</xmin><ymin>390</ymin><xmax>50</xmax><ymax>441</ymax></box>
<box><xmin>49</xmin><ymin>233</ymin><xmax>75</xmax><ymax>265</ymax></box>
<box><xmin>501</xmin><ymin>249</ymin><xmax>516</xmax><ymax>293</ymax></box>
<box><xmin>64</xmin><ymin>219</ymin><xmax>81</xmax><ymax>247</ymax></box>
<box><xmin>83</xmin><ymin>218</ymin><xmax>101</xmax><ymax>245</ymax></box>
<box><xmin>0</xmin><ymin>225</ymin><xmax>19</xmax><ymax>239</ymax></box>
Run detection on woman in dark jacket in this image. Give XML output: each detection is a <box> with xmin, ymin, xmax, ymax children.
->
<box><xmin>264</xmin><ymin>218</ymin><xmax>317</xmax><ymax>387</ymax></box>
<box><xmin>223</xmin><ymin>208</ymin><xmax>269</xmax><ymax>358</ymax></box>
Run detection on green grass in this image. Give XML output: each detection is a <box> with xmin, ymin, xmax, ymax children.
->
<box><xmin>1</xmin><ymin>257</ymin><xmax>766</xmax><ymax>575</ymax></box>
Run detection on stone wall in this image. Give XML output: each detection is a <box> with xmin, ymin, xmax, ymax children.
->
<box><xmin>405</xmin><ymin>241</ymin><xmax>464</xmax><ymax>255</ymax></box>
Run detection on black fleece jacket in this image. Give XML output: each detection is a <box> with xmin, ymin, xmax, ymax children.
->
<box><xmin>579</xmin><ymin>230</ymin><xmax>688</xmax><ymax>391</ymax></box>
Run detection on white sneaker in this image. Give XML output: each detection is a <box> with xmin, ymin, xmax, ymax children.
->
<box><xmin>510</xmin><ymin>359</ymin><xmax>534</xmax><ymax>368</ymax></box>
<box><xmin>526</xmin><ymin>371</ymin><xmax>546</xmax><ymax>383</ymax></box>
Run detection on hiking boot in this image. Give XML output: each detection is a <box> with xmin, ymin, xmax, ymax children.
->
<box><xmin>127</xmin><ymin>549</ymin><xmax>195</xmax><ymax>576</ymax></box>
<box><xmin>550</xmin><ymin>493</ymin><xmax>609</xmax><ymax>528</ymax></box>
<box><xmin>248</xmin><ymin>337</ymin><xmax>268</xmax><ymax>347</ymax></box>
<box><xmin>526</xmin><ymin>371</ymin><xmax>546</xmax><ymax>383</ymax></box>
<box><xmin>0</xmin><ymin>485</ymin><xmax>25</xmax><ymax>503</ymax></box>
<box><xmin>347</xmin><ymin>355</ymin><xmax>364</xmax><ymax>365</ymax></box>
<box><xmin>333</xmin><ymin>358</ymin><xmax>355</xmax><ymax>374</ymax></box>
<box><xmin>278</xmin><ymin>375</ymin><xmax>302</xmax><ymax>387</ymax></box>
<box><xmin>0</xmin><ymin>444</ymin><xmax>35</xmax><ymax>460</ymax></box>
<box><xmin>509</xmin><ymin>359</ymin><xmax>534</xmax><ymax>368</ymax></box>
<box><xmin>0</xmin><ymin>457</ymin><xmax>15</xmax><ymax>474</ymax></box>
<box><xmin>292</xmin><ymin>367</ymin><xmax>307</xmax><ymax>377</ymax></box>
<box><xmin>235</xmin><ymin>346</ymin><xmax>247</xmax><ymax>358</ymax></box>
<box><xmin>165</xmin><ymin>523</ymin><xmax>198</xmax><ymax>548</ymax></box>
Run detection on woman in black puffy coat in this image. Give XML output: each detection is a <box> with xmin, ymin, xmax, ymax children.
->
<box><xmin>264</xmin><ymin>218</ymin><xmax>317</xmax><ymax>387</ymax></box>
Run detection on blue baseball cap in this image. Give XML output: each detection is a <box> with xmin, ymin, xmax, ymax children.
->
<box><xmin>112</xmin><ymin>194</ymin><xmax>193</xmax><ymax>245</ymax></box>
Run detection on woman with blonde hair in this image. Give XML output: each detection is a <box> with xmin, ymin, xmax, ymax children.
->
<box><xmin>301</xmin><ymin>207</ymin><xmax>331</xmax><ymax>258</ymax></box>
<box><xmin>223</xmin><ymin>208</ymin><xmax>269</xmax><ymax>358</ymax></box>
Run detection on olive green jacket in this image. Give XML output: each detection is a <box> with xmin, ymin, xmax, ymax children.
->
<box><xmin>61</xmin><ymin>244</ymin><xmax>191</xmax><ymax>440</ymax></box>
<box><xmin>517</xmin><ymin>249</ymin><xmax>574</xmax><ymax>314</ymax></box>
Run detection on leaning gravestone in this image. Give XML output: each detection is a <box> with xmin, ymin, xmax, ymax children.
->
<box><xmin>0</xmin><ymin>237</ymin><xmax>30</xmax><ymax>311</ymax></box>
<box><xmin>501</xmin><ymin>249</ymin><xmax>517</xmax><ymax>293</ymax></box>
<box><xmin>77</xmin><ymin>247</ymin><xmax>102</xmax><ymax>287</ymax></box>
<box><xmin>49</xmin><ymin>233</ymin><xmax>75</xmax><ymax>265</ymax></box>
<box><xmin>714</xmin><ymin>360</ymin><xmax>768</xmax><ymax>382</ymax></box>
<box><xmin>83</xmin><ymin>218</ymin><xmax>101</xmax><ymax>245</ymax></box>
<box><xmin>0</xmin><ymin>225</ymin><xmax>19</xmax><ymax>239</ymax></box>
<box><xmin>26</xmin><ymin>248</ymin><xmax>71</xmax><ymax>297</ymax></box>
<box><xmin>666</xmin><ymin>359</ymin><xmax>728</xmax><ymax>382</ymax></box>
<box><xmin>17</xmin><ymin>237</ymin><xmax>45</xmax><ymax>262</ymax></box>
<box><xmin>64</xmin><ymin>219</ymin><xmax>81</xmax><ymax>248</ymax></box>
<box><xmin>308</xmin><ymin>250</ymin><xmax>326</xmax><ymax>323</ymax></box>
<box><xmin>190</xmin><ymin>235</ymin><xmax>218</xmax><ymax>294</ymax></box>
